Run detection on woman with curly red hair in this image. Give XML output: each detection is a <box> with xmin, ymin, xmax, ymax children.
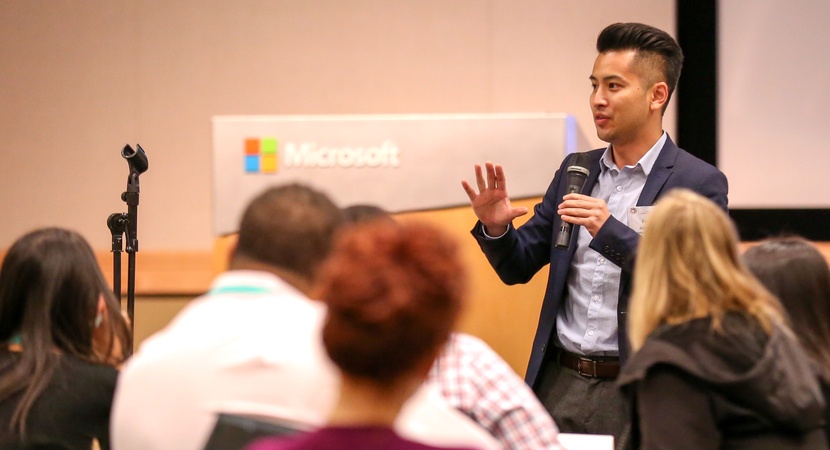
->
<box><xmin>249</xmin><ymin>220</ymin><xmax>480</xmax><ymax>450</ymax></box>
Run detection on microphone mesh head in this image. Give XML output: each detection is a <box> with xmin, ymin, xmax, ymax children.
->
<box><xmin>571</xmin><ymin>152</ymin><xmax>591</xmax><ymax>170</ymax></box>
<box><xmin>566</xmin><ymin>153</ymin><xmax>591</xmax><ymax>191</ymax></box>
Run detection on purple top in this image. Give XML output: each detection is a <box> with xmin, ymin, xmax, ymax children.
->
<box><xmin>246</xmin><ymin>425</ymin><xmax>481</xmax><ymax>450</ymax></box>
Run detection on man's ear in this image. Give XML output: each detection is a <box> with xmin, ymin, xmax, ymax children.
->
<box><xmin>650</xmin><ymin>81</ymin><xmax>669</xmax><ymax>112</ymax></box>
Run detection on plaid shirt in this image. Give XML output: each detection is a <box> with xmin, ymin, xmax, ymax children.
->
<box><xmin>429</xmin><ymin>333</ymin><xmax>562</xmax><ymax>449</ymax></box>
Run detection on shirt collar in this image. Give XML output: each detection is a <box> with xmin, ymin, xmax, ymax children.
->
<box><xmin>599</xmin><ymin>131</ymin><xmax>667</xmax><ymax>176</ymax></box>
<box><xmin>209</xmin><ymin>270</ymin><xmax>301</xmax><ymax>297</ymax></box>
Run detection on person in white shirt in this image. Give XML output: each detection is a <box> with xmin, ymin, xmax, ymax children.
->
<box><xmin>110</xmin><ymin>183</ymin><xmax>499</xmax><ymax>450</ymax></box>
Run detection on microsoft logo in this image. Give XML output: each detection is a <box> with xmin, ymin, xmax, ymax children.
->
<box><xmin>244</xmin><ymin>138</ymin><xmax>278</xmax><ymax>174</ymax></box>
<box><xmin>244</xmin><ymin>137</ymin><xmax>401</xmax><ymax>172</ymax></box>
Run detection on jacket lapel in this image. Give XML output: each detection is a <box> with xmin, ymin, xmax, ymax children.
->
<box><xmin>637</xmin><ymin>136</ymin><xmax>680</xmax><ymax>206</ymax></box>
<box><xmin>582</xmin><ymin>150</ymin><xmax>604</xmax><ymax>195</ymax></box>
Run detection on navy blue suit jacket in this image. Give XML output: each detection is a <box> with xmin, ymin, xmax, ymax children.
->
<box><xmin>472</xmin><ymin>135</ymin><xmax>728</xmax><ymax>389</ymax></box>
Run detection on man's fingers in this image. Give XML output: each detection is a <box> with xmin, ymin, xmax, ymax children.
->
<box><xmin>495</xmin><ymin>164</ymin><xmax>507</xmax><ymax>191</ymax></box>
<box><xmin>510</xmin><ymin>206</ymin><xmax>529</xmax><ymax>219</ymax></box>
<box><xmin>469</xmin><ymin>161</ymin><xmax>509</xmax><ymax>197</ymax></box>
<box><xmin>474</xmin><ymin>164</ymin><xmax>486</xmax><ymax>192</ymax></box>
<box><xmin>559</xmin><ymin>213</ymin><xmax>580</xmax><ymax>225</ymax></box>
<box><xmin>558</xmin><ymin>201</ymin><xmax>584</xmax><ymax>212</ymax></box>
<box><xmin>485</xmin><ymin>162</ymin><xmax>497</xmax><ymax>190</ymax></box>
<box><xmin>559</xmin><ymin>198</ymin><xmax>600</xmax><ymax>211</ymax></box>
<box><xmin>461</xmin><ymin>180</ymin><xmax>478</xmax><ymax>202</ymax></box>
<box><xmin>562</xmin><ymin>193</ymin><xmax>593</xmax><ymax>202</ymax></box>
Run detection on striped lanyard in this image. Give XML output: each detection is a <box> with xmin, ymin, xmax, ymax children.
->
<box><xmin>209</xmin><ymin>285</ymin><xmax>272</xmax><ymax>296</ymax></box>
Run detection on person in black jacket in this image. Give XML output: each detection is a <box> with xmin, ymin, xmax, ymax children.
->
<box><xmin>0</xmin><ymin>228</ymin><xmax>131</xmax><ymax>449</ymax></box>
<box><xmin>618</xmin><ymin>190</ymin><xmax>827</xmax><ymax>449</ymax></box>
<box><xmin>744</xmin><ymin>236</ymin><xmax>830</xmax><ymax>444</ymax></box>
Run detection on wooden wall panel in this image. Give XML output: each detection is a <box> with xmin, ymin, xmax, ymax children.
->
<box><xmin>5</xmin><ymin>216</ymin><xmax>830</xmax><ymax>376</ymax></box>
<box><xmin>96</xmin><ymin>250</ymin><xmax>216</xmax><ymax>296</ymax></box>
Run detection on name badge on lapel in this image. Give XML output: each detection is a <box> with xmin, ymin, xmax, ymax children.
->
<box><xmin>628</xmin><ymin>206</ymin><xmax>652</xmax><ymax>235</ymax></box>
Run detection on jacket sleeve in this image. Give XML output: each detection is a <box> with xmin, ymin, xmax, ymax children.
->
<box><xmin>471</xmin><ymin>163</ymin><xmax>567</xmax><ymax>285</ymax></box>
<box><xmin>636</xmin><ymin>366</ymin><xmax>721</xmax><ymax>450</ymax></box>
<box><xmin>589</xmin><ymin>215</ymin><xmax>639</xmax><ymax>272</ymax></box>
<box><xmin>693</xmin><ymin>165</ymin><xmax>729</xmax><ymax>212</ymax></box>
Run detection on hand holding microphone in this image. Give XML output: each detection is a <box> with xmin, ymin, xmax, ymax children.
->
<box><xmin>555</xmin><ymin>153</ymin><xmax>592</xmax><ymax>248</ymax></box>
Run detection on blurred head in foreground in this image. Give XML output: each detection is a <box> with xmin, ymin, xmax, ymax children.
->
<box><xmin>0</xmin><ymin>227</ymin><xmax>130</xmax><ymax>437</ymax></box>
<box><xmin>628</xmin><ymin>189</ymin><xmax>783</xmax><ymax>350</ymax></box>
<box><xmin>231</xmin><ymin>183</ymin><xmax>344</xmax><ymax>291</ymax></box>
<box><xmin>743</xmin><ymin>236</ymin><xmax>830</xmax><ymax>381</ymax></box>
<box><xmin>318</xmin><ymin>219</ymin><xmax>465</xmax><ymax>398</ymax></box>
<box><xmin>341</xmin><ymin>204</ymin><xmax>394</xmax><ymax>226</ymax></box>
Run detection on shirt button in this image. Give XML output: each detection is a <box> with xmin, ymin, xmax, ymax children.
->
<box><xmin>616</xmin><ymin>186</ymin><xmax>623</xmax><ymax>192</ymax></box>
<box><xmin>592</xmin><ymin>295</ymin><xmax>600</xmax><ymax>302</ymax></box>
<box><xmin>598</xmin><ymin>257</ymin><xmax>605</xmax><ymax>263</ymax></box>
<box><xmin>587</xmin><ymin>330</ymin><xmax>595</xmax><ymax>336</ymax></box>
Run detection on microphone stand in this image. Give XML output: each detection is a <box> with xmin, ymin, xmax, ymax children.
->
<box><xmin>108</xmin><ymin>144</ymin><xmax>148</xmax><ymax>351</ymax></box>
<box><xmin>107</xmin><ymin>213</ymin><xmax>127</xmax><ymax>309</ymax></box>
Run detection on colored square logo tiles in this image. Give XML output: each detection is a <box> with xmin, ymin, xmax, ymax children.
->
<box><xmin>244</xmin><ymin>138</ymin><xmax>278</xmax><ymax>173</ymax></box>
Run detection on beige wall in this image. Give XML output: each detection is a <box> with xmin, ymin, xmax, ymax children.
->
<box><xmin>0</xmin><ymin>0</ymin><xmax>674</xmax><ymax>250</ymax></box>
<box><xmin>1</xmin><ymin>1</ymin><xmax>676</xmax><ymax>375</ymax></box>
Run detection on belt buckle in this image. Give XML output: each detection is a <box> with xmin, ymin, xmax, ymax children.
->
<box><xmin>577</xmin><ymin>357</ymin><xmax>598</xmax><ymax>377</ymax></box>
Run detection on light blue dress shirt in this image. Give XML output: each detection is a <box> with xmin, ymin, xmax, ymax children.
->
<box><xmin>555</xmin><ymin>132</ymin><xmax>666</xmax><ymax>356</ymax></box>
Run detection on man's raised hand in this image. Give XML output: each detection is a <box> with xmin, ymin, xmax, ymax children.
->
<box><xmin>461</xmin><ymin>162</ymin><xmax>528</xmax><ymax>236</ymax></box>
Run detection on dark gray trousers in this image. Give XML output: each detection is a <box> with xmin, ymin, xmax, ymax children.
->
<box><xmin>536</xmin><ymin>356</ymin><xmax>630</xmax><ymax>449</ymax></box>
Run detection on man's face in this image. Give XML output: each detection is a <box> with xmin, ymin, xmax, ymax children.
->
<box><xmin>589</xmin><ymin>50</ymin><xmax>655</xmax><ymax>147</ymax></box>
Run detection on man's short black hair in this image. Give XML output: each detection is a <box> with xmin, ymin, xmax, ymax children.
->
<box><xmin>234</xmin><ymin>183</ymin><xmax>343</xmax><ymax>281</ymax></box>
<box><xmin>597</xmin><ymin>22</ymin><xmax>684</xmax><ymax>111</ymax></box>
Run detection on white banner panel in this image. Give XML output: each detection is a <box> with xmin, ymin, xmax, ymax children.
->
<box><xmin>212</xmin><ymin>114</ymin><xmax>587</xmax><ymax>236</ymax></box>
<box><xmin>719</xmin><ymin>0</ymin><xmax>830</xmax><ymax>208</ymax></box>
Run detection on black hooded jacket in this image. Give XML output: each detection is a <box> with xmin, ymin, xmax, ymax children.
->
<box><xmin>618</xmin><ymin>313</ymin><xmax>828</xmax><ymax>449</ymax></box>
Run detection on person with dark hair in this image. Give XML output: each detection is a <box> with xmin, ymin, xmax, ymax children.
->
<box><xmin>619</xmin><ymin>191</ymin><xmax>826</xmax><ymax>449</ymax></box>
<box><xmin>461</xmin><ymin>22</ymin><xmax>728</xmax><ymax>441</ymax></box>
<box><xmin>112</xmin><ymin>184</ymin><xmax>498</xmax><ymax>450</ymax></box>
<box><xmin>248</xmin><ymin>220</ymin><xmax>480</xmax><ymax>450</ymax></box>
<box><xmin>743</xmin><ymin>237</ymin><xmax>830</xmax><ymax>442</ymax></box>
<box><xmin>0</xmin><ymin>227</ymin><xmax>131</xmax><ymax>449</ymax></box>
<box><xmin>111</xmin><ymin>183</ymin><xmax>346</xmax><ymax>450</ymax></box>
<box><xmin>341</xmin><ymin>204</ymin><xmax>562</xmax><ymax>449</ymax></box>
<box><xmin>341</xmin><ymin>204</ymin><xmax>395</xmax><ymax>225</ymax></box>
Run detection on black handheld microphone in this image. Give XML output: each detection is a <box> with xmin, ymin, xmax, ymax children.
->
<box><xmin>555</xmin><ymin>153</ymin><xmax>591</xmax><ymax>249</ymax></box>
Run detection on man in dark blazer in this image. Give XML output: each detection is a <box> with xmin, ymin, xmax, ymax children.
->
<box><xmin>461</xmin><ymin>23</ymin><xmax>728</xmax><ymax>442</ymax></box>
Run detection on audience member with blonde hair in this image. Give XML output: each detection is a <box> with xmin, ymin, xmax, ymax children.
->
<box><xmin>617</xmin><ymin>189</ymin><xmax>827</xmax><ymax>449</ymax></box>
<box><xmin>744</xmin><ymin>236</ymin><xmax>830</xmax><ymax>442</ymax></box>
<box><xmin>0</xmin><ymin>228</ymin><xmax>131</xmax><ymax>449</ymax></box>
<box><xmin>249</xmin><ymin>220</ymin><xmax>481</xmax><ymax>450</ymax></box>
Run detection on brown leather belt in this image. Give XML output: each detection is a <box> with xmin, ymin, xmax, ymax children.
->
<box><xmin>557</xmin><ymin>348</ymin><xmax>620</xmax><ymax>379</ymax></box>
